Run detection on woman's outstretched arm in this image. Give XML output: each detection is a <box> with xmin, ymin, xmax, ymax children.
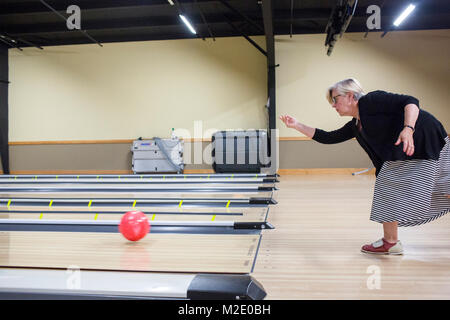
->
<box><xmin>280</xmin><ymin>115</ymin><xmax>355</xmax><ymax>144</ymax></box>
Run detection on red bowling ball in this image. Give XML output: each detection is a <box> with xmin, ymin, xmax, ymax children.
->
<box><xmin>119</xmin><ymin>211</ymin><xmax>150</xmax><ymax>241</ymax></box>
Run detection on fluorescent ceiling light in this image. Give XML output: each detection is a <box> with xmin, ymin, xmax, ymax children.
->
<box><xmin>167</xmin><ymin>0</ymin><xmax>175</xmax><ymax>5</ymax></box>
<box><xmin>179</xmin><ymin>14</ymin><xmax>197</xmax><ymax>34</ymax></box>
<box><xmin>393</xmin><ymin>4</ymin><xmax>416</xmax><ymax>27</ymax></box>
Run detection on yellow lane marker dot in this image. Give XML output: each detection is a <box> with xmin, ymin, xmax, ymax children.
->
<box><xmin>211</xmin><ymin>215</ymin><xmax>216</xmax><ymax>221</ymax></box>
<box><xmin>39</xmin><ymin>213</ymin><xmax>43</xmax><ymax>219</ymax></box>
<box><xmin>49</xmin><ymin>200</ymin><xmax>53</xmax><ymax>207</ymax></box>
<box><xmin>132</xmin><ymin>200</ymin><xmax>137</xmax><ymax>208</ymax></box>
<box><xmin>179</xmin><ymin>200</ymin><xmax>183</xmax><ymax>208</ymax></box>
<box><xmin>226</xmin><ymin>200</ymin><xmax>231</xmax><ymax>208</ymax></box>
<box><xmin>7</xmin><ymin>199</ymin><xmax>11</xmax><ymax>210</ymax></box>
<box><xmin>152</xmin><ymin>214</ymin><xmax>156</xmax><ymax>221</ymax></box>
<box><xmin>94</xmin><ymin>213</ymin><xmax>99</xmax><ymax>220</ymax></box>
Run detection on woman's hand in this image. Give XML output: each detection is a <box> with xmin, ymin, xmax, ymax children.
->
<box><xmin>395</xmin><ymin>127</ymin><xmax>415</xmax><ymax>156</ymax></box>
<box><xmin>279</xmin><ymin>115</ymin><xmax>316</xmax><ymax>138</ymax></box>
<box><xmin>279</xmin><ymin>115</ymin><xmax>299</xmax><ymax>129</ymax></box>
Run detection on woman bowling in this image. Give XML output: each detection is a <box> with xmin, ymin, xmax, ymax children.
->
<box><xmin>280</xmin><ymin>78</ymin><xmax>449</xmax><ymax>255</ymax></box>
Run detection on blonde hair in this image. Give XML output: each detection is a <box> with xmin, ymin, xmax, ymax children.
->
<box><xmin>326</xmin><ymin>78</ymin><xmax>365</xmax><ymax>104</ymax></box>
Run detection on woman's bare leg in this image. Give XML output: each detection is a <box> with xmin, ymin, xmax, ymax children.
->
<box><xmin>383</xmin><ymin>221</ymin><xmax>398</xmax><ymax>243</ymax></box>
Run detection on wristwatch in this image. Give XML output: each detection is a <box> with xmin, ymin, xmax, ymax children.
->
<box><xmin>404</xmin><ymin>125</ymin><xmax>415</xmax><ymax>132</ymax></box>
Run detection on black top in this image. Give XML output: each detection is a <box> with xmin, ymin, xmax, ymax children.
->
<box><xmin>312</xmin><ymin>90</ymin><xmax>448</xmax><ymax>176</ymax></box>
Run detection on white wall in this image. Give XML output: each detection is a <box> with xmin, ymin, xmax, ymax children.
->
<box><xmin>9</xmin><ymin>37</ymin><xmax>268</xmax><ymax>141</ymax></box>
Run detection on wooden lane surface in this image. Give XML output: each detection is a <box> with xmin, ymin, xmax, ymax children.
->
<box><xmin>0</xmin><ymin>231</ymin><xmax>260</xmax><ymax>273</ymax></box>
<box><xmin>0</xmin><ymin>206</ymin><xmax>268</xmax><ymax>222</ymax></box>
<box><xmin>252</xmin><ymin>174</ymin><xmax>450</xmax><ymax>299</ymax></box>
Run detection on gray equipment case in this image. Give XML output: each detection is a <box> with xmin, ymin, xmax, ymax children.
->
<box><xmin>131</xmin><ymin>138</ymin><xmax>184</xmax><ymax>174</ymax></box>
<box><xmin>211</xmin><ymin>130</ymin><xmax>270</xmax><ymax>173</ymax></box>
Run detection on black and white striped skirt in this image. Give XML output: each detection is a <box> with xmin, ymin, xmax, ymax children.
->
<box><xmin>370</xmin><ymin>136</ymin><xmax>450</xmax><ymax>227</ymax></box>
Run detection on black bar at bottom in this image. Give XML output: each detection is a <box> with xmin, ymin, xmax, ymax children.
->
<box><xmin>187</xmin><ymin>274</ymin><xmax>266</xmax><ymax>300</ymax></box>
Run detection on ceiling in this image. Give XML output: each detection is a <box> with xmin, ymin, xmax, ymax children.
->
<box><xmin>0</xmin><ymin>0</ymin><xmax>449</xmax><ymax>49</ymax></box>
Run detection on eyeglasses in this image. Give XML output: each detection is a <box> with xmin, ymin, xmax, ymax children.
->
<box><xmin>331</xmin><ymin>94</ymin><xmax>344</xmax><ymax>104</ymax></box>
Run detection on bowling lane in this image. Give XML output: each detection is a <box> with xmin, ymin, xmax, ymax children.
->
<box><xmin>0</xmin><ymin>173</ymin><xmax>276</xmax><ymax>180</ymax></box>
<box><xmin>0</xmin><ymin>231</ymin><xmax>261</xmax><ymax>273</ymax></box>
<box><xmin>0</xmin><ymin>205</ymin><xmax>269</xmax><ymax>223</ymax></box>
<box><xmin>0</xmin><ymin>179</ymin><xmax>277</xmax><ymax>186</ymax></box>
<box><xmin>0</xmin><ymin>187</ymin><xmax>274</xmax><ymax>200</ymax></box>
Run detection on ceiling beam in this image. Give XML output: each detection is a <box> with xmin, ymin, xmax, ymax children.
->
<box><xmin>2</xmin><ymin>9</ymin><xmax>334</xmax><ymax>37</ymax></box>
<box><xmin>4</xmin><ymin>14</ymin><xmax>263</xmax><ymax>36</ymax></box>
<box><xmin>0</xmin><ymin>0</ymin><xmax>219</xmax><ymax>16</ymax></box>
